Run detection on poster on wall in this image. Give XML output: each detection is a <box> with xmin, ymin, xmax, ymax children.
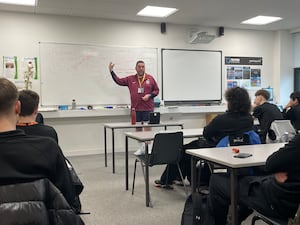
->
<box><xmin>21</xmin><ymin>57</ymin><xmax>38</xmax><ymax>80</ymax></box>
<box><xmin>3</xmin><ymin>56</ymin><xmax>18</xmax><ymax>79</ymax></box>
<box><xmin>225</xmin><ymin>56</ymin><xmax>262</xmax><ymax>89</ymax></box>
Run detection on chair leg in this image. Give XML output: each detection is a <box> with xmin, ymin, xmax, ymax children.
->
<box><xmin>132</xmin><ymin>159</ymin><xmax>138</xmax><ymax>195</ymax></box>
<box><xmin>139</xmin><ymin>161</ymin><xmax>153</xmax><ymax>207</ymax></box>
<box><xmin>176</xmin><ymin>163</ymin><xmax>189</xmax><ymax>196</ymax></box>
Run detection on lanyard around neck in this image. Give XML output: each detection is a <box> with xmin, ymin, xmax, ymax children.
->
<box><xmin>137</xmin><ymin>73</ymin><xmax>146</xmax><ymax>87</ymax></box>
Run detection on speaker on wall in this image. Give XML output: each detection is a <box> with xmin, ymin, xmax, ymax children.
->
<box><xmin>218</xmin><ymin>26</ymin><xmax>224</xmax><ymax>36</ymax></box>
<box><xmin>161</xmin><ymin>23</ymin><xmax>166</xmax><ymax>33</ymax></box>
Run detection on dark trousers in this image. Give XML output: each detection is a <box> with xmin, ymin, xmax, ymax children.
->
<box><xmin>209</xmin><ymin>174</ymin><xmax>281</xmax><ymax>225</ymax></box>
<box><xmin>159</xmin><ymin>138</ymin><xmax>215</xmax><ymax>185</ymax></box>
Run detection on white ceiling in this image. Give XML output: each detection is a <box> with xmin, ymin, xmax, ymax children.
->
<box><xmin>1</xmin><ymin>0</ymin><xmax>300</xmax><ymax>31</ymax></box>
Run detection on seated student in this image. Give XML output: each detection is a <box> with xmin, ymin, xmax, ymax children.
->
<box><xmin>155</xmin><ymin>87</ymin><xmax>255</xmax><ymax>188</ymax></box>
<box><xmin>17</xmin><ymin>90</ymin><xmax>58</xmax><ymax>142</ymax></box>
<box><xmin>0</xmin><ymin>78</ymin><xmax>77</xmax><ymax>213</ymax></box>
<box><xmin>282</xmin><ymin>91</ymin><xmax>300</xmax><ymax>130</ymax></box>
<box><xmin>252</xmin><ymin>89</ymin><xmax>283</xmax><ymax>143</ymax></box>
<box><xmin>16</xmin><ymin>89</ymin><xmax>83</xmax><ymax>213</ymax></box>
<box><xmin>209</xmin><ymin>134</ymin><xmax>300</xmax><ymax>225</ymax></box>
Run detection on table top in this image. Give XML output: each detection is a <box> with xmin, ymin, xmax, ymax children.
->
<box><xmin>125</xmin><ymin>128</ymin><xmax>203</xmax><ymax>142</ymax></box>
<box><xmin>104</xmin><ymin>121</ymin><xmax>184</xmax><ymax>129</ymax></box>
<box><xmin>186</xmin><ymin>142</ymin><xmax>285</xmax><ymax>168</ymax></box>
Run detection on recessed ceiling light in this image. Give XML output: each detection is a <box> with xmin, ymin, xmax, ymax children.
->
<box><xmin>241</xmin><ymin>15</ymin><xmax>282</xmax><ymax>25</ymax></box>
<box><xmin>137</xmin><ymin>6</ymin><xmax>178</xmax><ymax>18</ymax></box>
<box><xmin>0</xmin><ymin>0</ymin><xmax>36</xmax><ymax>6</ymax></box>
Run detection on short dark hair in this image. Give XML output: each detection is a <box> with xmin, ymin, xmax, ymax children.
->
<box><xmin>255</xmin><ymin>89</ymin><xmax>270</xmax><ymax>100</ymax></box>
<box><xmin>225</xmin><ymin>87</ymin><xmax>251</xmax><ymax>114</ymax></box>
<box><xmin>18</xmin><ymin>90</ymin><xmax>39</xmax><ymax>116</ymax></box>
<box><xmin>290</xmin><ymin>91</ymin><xmax>300</xmax><ymax>102</ymax></box>
<box><xmin>0</xmin><ymin>78</ymin><xmax>18</xmax><ymax>115</ymax></box>
<box><xmin>136</xmin><ymin>60</ymin><xmax>145</xmax><ymax>67</ymax></box>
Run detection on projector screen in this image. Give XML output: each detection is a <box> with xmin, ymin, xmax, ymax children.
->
<box><xmin>162</xmin><ymin>49</ymin><xmax>222</xmax><ymax>103</ymax></box>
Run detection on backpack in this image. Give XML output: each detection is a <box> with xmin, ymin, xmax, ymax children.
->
<box><xmin>181</xmin><ymin>192</ymin><xmax>215</xmax><ymax>225</ymax></box>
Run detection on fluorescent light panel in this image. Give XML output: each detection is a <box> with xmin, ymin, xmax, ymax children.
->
<box><xmin>137</xmin><ymin>6</ymin><xmax>178</xmax><ymax>18</ymax></box>
<box><xmin>242</xmin><ymin>15</ymin><xmax>282</xmax><ymax>25</ymax></box>
<box><xmin>0</xmin><ymin>0</ymin><xmax>36</xmax><ymax>6</ymax></box>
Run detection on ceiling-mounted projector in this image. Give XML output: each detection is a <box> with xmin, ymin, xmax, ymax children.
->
<box><xmin>188</xmin><ymin>31</ymin><xmax>216</xmax><ymax>44</ymax></box>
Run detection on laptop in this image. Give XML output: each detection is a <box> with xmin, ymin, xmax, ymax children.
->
<box><xmin>149</xmin><ymin>112</ymin><xmax>160</xmax><ymax>124</ymax></box>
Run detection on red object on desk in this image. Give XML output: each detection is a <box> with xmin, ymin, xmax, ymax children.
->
<box><xmin>232</xmin><ymin>147</ymin><xmax>240</xmax><ymax>153</ymax></box>
<box><xmin>131</xmin><ymin>108</ymin><xmax>136</xmax><ymax>125</ymax></box>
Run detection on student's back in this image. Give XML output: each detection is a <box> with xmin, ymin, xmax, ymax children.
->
<box><xmin>0</xmin><ymin>129</ymin><xmax>75</xmax><ymax>207</ymax></box>
<box><xmin>17</xmin><ymin>122</ymin><xmax>58</xmax><ymax>143</ymax></box>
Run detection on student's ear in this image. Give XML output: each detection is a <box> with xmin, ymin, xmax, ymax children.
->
<box><xmin>15</xmin><ymin>100</ymin><xmax>21</xmax><ymax>114</ymax></box>
<box><xmin>33</xmin><ymin>106</ymin><xmax>39</xmax><ymax>115</ymax></box>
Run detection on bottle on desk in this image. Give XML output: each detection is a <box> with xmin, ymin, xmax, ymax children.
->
<box><xmin>71</xmin><ymin>99</ymin><xmax>76</xmax><ymax>110</ymax></box>
<box><xmin>131</xmin><ymin>108</ymin><xmax>136</xmax><ymax>125</ymax></box>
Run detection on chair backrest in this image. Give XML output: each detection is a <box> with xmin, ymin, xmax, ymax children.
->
<box><xmin>216</xmin><ymin>130</ymin><xmax>261</xmax><ymax>147</ymax></box>
<box><xmin>0</xmin><ymin>179</ymin><xmax>85</xmax><ymax>225</ymax></box>
<box><xmin>270</xmin><ymin>120</ymin><xmax>297</xmax><ymax>142</ymax></box>
<box><xmin>149</xmin><ymin>131</ymin><xmax>183</xmax><ymax>166</ymax></box>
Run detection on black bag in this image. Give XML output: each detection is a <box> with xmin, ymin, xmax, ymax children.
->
<box><xmin>65</xmin><ymin>158</ymin><xmax>84</xmax><ymax>214</ymax></box>
<box><xmin>181</xmin><ymin>192</ymin><xmax>215</xmax><ymax>225</ymax></box>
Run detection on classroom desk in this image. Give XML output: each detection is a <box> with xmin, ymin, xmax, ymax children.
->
<box><xmin>104</xmin><ymin>122</ymin><xmax>184</xmax><ymax>173</ymax></box>
<box><xmin>125</xmin><ymin>128</ymin><xmax>203</xmax><ymax>207</ymax></box>
<box><xmin>186</xmin><ymin>142</ymin><xmax>285</xmax><ymax>225</ymax></box>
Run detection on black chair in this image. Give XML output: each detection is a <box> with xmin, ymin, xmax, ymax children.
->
<box><xmin>0</xmin><ymin>178</ymin><xmax>85</xmax><ymax>225</ymax></box>
<box><xmin>132</xmin><ymin>131</ymin><xmax>188</xmax><ymax>206</ymax></box>
<box><xmin>251</xmin><ymin>210</ymin><xmax>287</xmax><ymax>225</ymax></box>
<box><xmin>270</xmin><ymin>120</ymin><xmax>297</xmax><ymax>142</ymax></box>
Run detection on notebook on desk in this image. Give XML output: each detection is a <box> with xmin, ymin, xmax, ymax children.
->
<box><xmin>149</xmin><ymin>112</ymin><xmax>160</xmax><ymax>124</ymax></box>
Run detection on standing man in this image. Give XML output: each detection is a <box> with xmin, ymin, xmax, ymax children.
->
<box><xmin>108</xmin><ymin>60</ymin><xmax>159</xmax><ymax>124</ymax></box>
<box><xmin>252</xmin><ymin>89</ymin><xmax>283</xmax><ymax>143</ymax></box>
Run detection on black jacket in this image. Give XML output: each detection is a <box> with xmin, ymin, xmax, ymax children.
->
<box><xmin>0</xmin><ymin>130</ymin><xmax>76</xmax><ymax>208</ymax></box>
<box><xmin>203</xmin><ymin>111</ymin><xmax>254</xmax><ymax>144</ymax></box>
<box><xmin>252</xmin><ymin>102</ymin><xmax>283</xmax><ymax>142</ymax></box>
<box><xmin>261</xmin><ymin>134</ymin><xmax>300</xmax><ymax>218</ymax></box>
<box><xmin>0</xmin><ymin>179</ymin><xmax>84</xmax><ymax>225</ymax></box>
<box><xmin>282</xmin><ymin>104</ymin><xmax>300</xmax><ymax>130</ymax></box>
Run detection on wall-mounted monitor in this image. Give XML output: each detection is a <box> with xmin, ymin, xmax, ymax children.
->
<box><xmin>262</xmin><ymin>87</ymin><xmax>274</xmax><ymax>102</ymax></box>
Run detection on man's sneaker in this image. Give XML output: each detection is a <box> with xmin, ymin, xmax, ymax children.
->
<box><xmin>134</xmin><ymin>144</ymin><xmax>145</xmax><ymax>156</ymax></box>
<box><xmin>154</xmin><ymin>180</ymin><xmax>173</xmax><ymax>189</ymax></box>
<box><xmin>154</xmin><ymin>179</ymin><xmax>163</xmax><ymax>187</ymax></box>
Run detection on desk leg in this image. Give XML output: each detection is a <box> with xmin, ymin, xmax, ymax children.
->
<box><xmin>112</xmin><ymin>129</ymin><xmax>115</xmax><ymax>173</ymax></box>
<box><xmin>104</xmin><ymin>127</ymin><xmax>107</xmax><ymax>167</ymax></box>
<box><xmin>125</xmin><ymin>136</ymin><xmax>129</xmax><ymax>190</ymax></box>
<box><xmin>230</xmin><ymin>168</ymin><xmax>238</xmax><ymax>225</ymax></box>
<box><xmin>145</xmin><ymin>143</ymin><xmax>150</xmax><ymax>207</ymax></box>
<box><xmin>190</xmin><ymin>156</ymin><xmax>197</xmax><ymax>193</ymax></box>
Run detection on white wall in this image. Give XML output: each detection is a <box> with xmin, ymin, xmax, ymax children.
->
<box><xmin>0</xmin><ymin>12</ymin><xmax>295</xmax><ymax>156</ymax></box>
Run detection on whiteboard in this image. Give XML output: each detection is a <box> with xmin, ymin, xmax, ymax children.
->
<box><xmin>39</xmin><ymin>42</ymin><xmax>158</xmax><ymax>106</ymax></box>
<box><xmin>162</xmin><ymin>49</ymin><xmax>222</xmax><ymax>103</ymax></box>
